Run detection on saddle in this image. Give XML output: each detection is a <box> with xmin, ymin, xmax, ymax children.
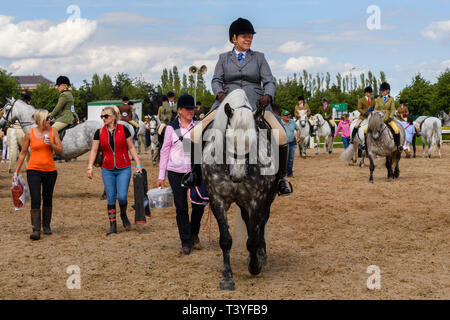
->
<box><xmin>57</xmin><ymin>122</ymin><xmax>78</xmax><ymax>142</ymax></box>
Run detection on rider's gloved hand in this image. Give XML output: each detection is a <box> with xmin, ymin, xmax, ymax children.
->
<box><xmin>217</xmin><ymin>92</ymin><xmax>227</xmax><ymax>103</ymax></box>
<box><xmin>258</xmin><ymin>94</ymin><xmax>272</xmax><ymax>108</ymax></box>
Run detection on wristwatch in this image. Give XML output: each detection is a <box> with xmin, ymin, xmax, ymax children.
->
<box><xmin>87</xmin><ymin>166</ymin><xmax>93</xmax><ymax>170</ymax></box>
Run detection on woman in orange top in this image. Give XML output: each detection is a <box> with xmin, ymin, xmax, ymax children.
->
<box><xmin>15</xmin><ymin>109</ymin><xmax>63</xmax><ymax>240</ymax></box>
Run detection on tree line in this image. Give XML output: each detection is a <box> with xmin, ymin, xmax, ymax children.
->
<box><xmin>0</xmin><ymin>67</ymin><xmax>448</xmax><ymax>118</ymax></box>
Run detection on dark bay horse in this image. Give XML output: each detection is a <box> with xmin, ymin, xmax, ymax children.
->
<box><xmin>201</xmin><ymin>89</ymin><xmax>279</xmax><ymax>290</ymax></box>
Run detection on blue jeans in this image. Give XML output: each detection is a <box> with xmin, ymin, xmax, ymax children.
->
<box><xmin>342</xmin><ymin>137</ymin><xmax>350</xmax><ymax>149</ymax></box>
<box><xmin>102</xmin><ymin>166</ymin><xmax>132</xmax><ymax>206</ymax></box>
<box><xmin>287</xmin><ymin>141</ymin><xmax>296</xmax><ymax>176</ymax></box>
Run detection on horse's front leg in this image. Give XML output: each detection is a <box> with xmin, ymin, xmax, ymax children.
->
<box><xmin>315</xmin><ymin>136</ymin><xmax>320</xmax><ymax>155</ymax></box>
<box><xmin>210</xmin><ymin>199</ymin><xmax>234</xmax><ymax>290</ymax></box>
<box><xmin>393</xmin><ymin>152</ymin><xmax>400</xmax><ymax>178</ymax></box>
<box><xmin>385</xmin><ymin>156</ymin><xmax>393</xmax><ymax>181</ymax></box>
<box><xmin>368</xmin><ymin>151</ymin><xmax>375</xmax><ymax>183</ymax></box>
<box><xmin>246</xmin><ymin>209</ymin><xmax>266</xmax><ymax>276</ymax></box>
<box><xmin>422</xmin><ymin>137</ymin><xmax>426</xmax><ymax>158</ymax></box>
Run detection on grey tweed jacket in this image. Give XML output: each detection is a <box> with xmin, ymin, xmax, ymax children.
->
<box><xmin>211</xmin><ymin>49</ymin><xmax>276</xmax><ymax>111</ymax></box>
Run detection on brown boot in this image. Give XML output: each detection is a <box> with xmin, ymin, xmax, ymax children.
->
<box><xmin>42</xmin><ymin>207</ymin><xmax>52</xmax><ymax>235</ymax></box>
<box><xmin>30</xmin><ymin>209</ymin><xmax>41</xmax><ymax>240</ymax></box>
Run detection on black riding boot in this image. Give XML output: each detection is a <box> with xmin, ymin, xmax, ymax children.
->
<box><xmin>107</xmin><ymin>205</ymin><xmax>117</xmax><ymax>236</ymax></box>
<box><xmin>181</xmin><ymin>141</ymin><xmax>202</xmax><ymax>188</ymax></box>
<box><xmin>278</xmin><ymin>144</ymin><xmax>293</xmax><ymax>196</ymax></box>
<box><xmin>350</xmin><ymin>127</ymin><xmax>357</xmax><ymax>144</ymax></box>
<box><xmin>309</xmin><ymin>124</ymin><xmax>315</xmax><ymax>137</ymax></box>
<box><xmin>393</xmin><ymin>132</ymin><xmax>403</xmax><ymax>152</ymax></box>
<box><xmin>30</xmin><ymin>209</ymin><xmax>41</xmax><ymax>240</ymax></box>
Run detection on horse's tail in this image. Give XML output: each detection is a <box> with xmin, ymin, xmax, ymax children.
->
<box><xmin>430</xmin><ymin>120</ymin><xmax>441</xmax><ymax>153</ymax></box>
<box><xmin>233</xmin><ymin>207</ymin><xmax>247</xmax><ymax>248</ymax></box>
<box><xmin>340</xmin><ymin>143</ymin><xmax>355</xmax><ymax>162</ymax></box>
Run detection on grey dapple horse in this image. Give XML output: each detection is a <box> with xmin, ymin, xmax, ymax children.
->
<box><xmin>438</xmin><ymin>110</ymin><xmax>450</xmax><ymax>127</ymax></box>
<box><xmin>0</xmin><ymin>98</ymin><xmax>135</xmax><ymax>161</ymax></box>
<box><xmin>295</xmin><ymin>109</ymin><xmax>310</xmax><ymax>158</ymax></box>
<box><xmin>311</xmin><ymin>113</ymin><xmax>334</xmax><ymax>154</ymax></box>
<box><xmin>415</xmin><ymin>116</ymin><xmax>442</xmax><ymax>158</ymax></box>
<box><xmin>201</xmin><ymin>89</ymin><xmax>279</xmax><ymax>290</ymax></box>
<box><xmin>342</xmin><ymin>111</ymin><xmax>405</xmax><ymax>183</ymax></box>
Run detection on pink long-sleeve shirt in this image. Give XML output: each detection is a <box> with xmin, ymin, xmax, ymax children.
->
<box><xmin>158</xmin><ymin>119</ymin><xmax>194</xmax><ymax>180</ymax></box>
<box><xmin>334</xmin><ymin>120</ymin><xmax>351</xmax><ymax>139</ymax></box>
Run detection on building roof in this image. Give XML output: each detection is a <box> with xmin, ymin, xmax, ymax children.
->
<box><xmin>14</xmin><ymin>75</ymin><xmax>54</xmax><ymax>87</ymax></box>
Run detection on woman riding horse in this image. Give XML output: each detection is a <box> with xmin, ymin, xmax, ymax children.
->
<box><xmin>181</xmin><ymin>17</ymin><xmax>292</xmax><ymax>196</ymax></box>
<box><xmin>50</xmin><ymin>76</ymin><xmax>75</xmax><ymax>132</ymax></box>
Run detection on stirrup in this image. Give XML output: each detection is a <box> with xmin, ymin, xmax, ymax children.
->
<box><xmin>278</xmin><ymin>179</ymin><xmax>293</xmax><ymax>196</ymax></box>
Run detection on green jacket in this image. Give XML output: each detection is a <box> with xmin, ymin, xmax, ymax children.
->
<box><xmin>50</xmin><ymin>90</ymin><xmax>75</xmax><ymax>124</ymax></box>
<box><xmin>159</xmin><ymin>101</ymin><xmax>177</xmax><ymax>124</ymax></box>
<box><xmin>375</xmin><ymin>96</ymin><xmax>395</xmax><ymax>122</ymax></box>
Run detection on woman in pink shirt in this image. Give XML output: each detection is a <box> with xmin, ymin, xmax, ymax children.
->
<box><xmin>157</xmin><ymin>94</ymin><xmax>205</xmax><ymax>255</ymax></box>
<box><xmin>334</xmin><ymin>114</ymin><xmax>351</xmax><ymax>148</ymax></box>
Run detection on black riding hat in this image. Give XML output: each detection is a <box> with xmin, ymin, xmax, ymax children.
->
<box><xmin>380</xmin><ymin>82</ymin><xmax>390</xmax><ymax>91</ymax></box>
<box><xmin>364</xmin><ymin>86</ymin><xmax>373</xmax><ymax>93</ymax></box>
<box><xmin>229</xmin><ymin>18</ymin><xmax>256</xmax><ymax>41</ymax></box>
<box><xmin>56</xmin><ymin>76</ymin><xmax>70</xmax><ymax>86</ymax></box>
<box><xmin>399</xmin><ymin>99</ymin><xmax>405</xmax><ymax>104</ymax></box>
<box><xmin>122</xmin><ymin>96</ymin><xmax>129</xmax><ymax>102</ymax></box>
<box><xmin>298</xmin><ymin>95</ymin><xmax>305</xmax><ymax>101</ymax></box>
<box><xmin>167</xmin><ymin>91</ymin><xmax>175</xmax><ymax>98</ymax></box>
<box><xmin>177</xmin><ymin>93</ymin><xmax>195</xmax><ymax>109</ymax></box>
<box><xmin>322</xmin><ymin>98</ymin><xmax>328</xmax><ymax>102</ymax></box>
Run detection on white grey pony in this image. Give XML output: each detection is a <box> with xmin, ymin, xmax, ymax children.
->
<box><xmin>348</xmin><ymin>111</ymin><xmax>368</xmax><ymax>167</ymax></box>
<box><xmin>0</xmin><ymin>98</ymin><xmax>135</xmax><ymax>161</ymax></box>
<box><xmin>348</xmin><ymin>110</ymin><xmax>360</xmax><ymax>123</ymax></box>
<box><xmin>148</xmin><ymin>115</ymin><xmax>162</xmax><ymax>165</ymax></box>
<box><xmin>311</xmin><ymin>113</ymin><xmax>334</xmax><ymax>154</ymax></box>
<box><xmin>295</xmin><ymin>109</ymin><xmax>310</xmax><ymax>158</ymax></box>
<box><xmin>415</xmin><ymin>116</ymin><xmax>442</xmax><ymax>158</ymax></box>
<box><xmin>438</xmin><ymin>110</ymin><xmax>450</xmax><ymax>127</ymax></box>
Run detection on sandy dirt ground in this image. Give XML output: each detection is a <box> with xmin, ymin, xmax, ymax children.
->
<box><xmin>0</xmin><ymin>144</ymin><xmax>449</xmax><ymax>300</ymax></box>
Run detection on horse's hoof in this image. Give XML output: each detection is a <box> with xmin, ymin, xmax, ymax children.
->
<box><xmin>386</xmin><ymin>177</ymin><xmax>393</xmax><ymax>182</ymax></box>
<box><xmin>219</xmin><ymin>280</ymin><xmax>235</xmax><ymax>291</ymax></box>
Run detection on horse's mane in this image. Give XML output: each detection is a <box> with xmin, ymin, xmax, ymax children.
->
<box><xmin>212</xmin><ymin>89</ymin><xmax>254</xmax><ymax>133</ymax></box>
<box><xmin>368</xmin><ymin>111</ymin><xmax>384</xmax><ymax>132</ymax></box>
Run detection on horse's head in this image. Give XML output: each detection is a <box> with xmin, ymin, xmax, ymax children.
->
<box><xmin>368</xmin><ymin>111</ymin><xmax>384</xmax><ymax>140</ymax></box>
<box><xmin>297</xmin><ymin>110</ymin><xmax>308</xmax><ymax>127</ymax></box>
<box><xmin>222</xmin><ymin>102</ymin><xmax>257</xmax><ymax>182</ymax></box>
<box><xmin>149</xmin><ymin>116</ymin><xmax>159</xmax><ymax>135</ymax></box>
<box><xmin>0</xmin><ymin>98</ymin><xmax>16</xmax><ymax>131</ymax></box>
<box><xmin>438</xmin><ymin>110</ymin><xmax>446</xmax><ymax>121</ymax></box>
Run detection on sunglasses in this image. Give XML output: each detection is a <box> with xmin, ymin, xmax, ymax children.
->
<box><xmin>100</xmin><ymin>114</ymin><xmax>111</xmax><ymax>119</ymax></box>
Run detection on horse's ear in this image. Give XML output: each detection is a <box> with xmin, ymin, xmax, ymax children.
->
<box><xmin>224</xmin><ymin>103</ymin><xmax>233</xmax><ymax>119</ymax></box>
<box><xmin>254</xmin><ymin>101</ymin><xmax>264</xmax><ymax>121</ymax></box>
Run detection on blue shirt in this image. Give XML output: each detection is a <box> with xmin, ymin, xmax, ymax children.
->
<box><xmin>282</xmin><ymin>118</ymin><xmax>299</xmax><ymax>143</ymax></box>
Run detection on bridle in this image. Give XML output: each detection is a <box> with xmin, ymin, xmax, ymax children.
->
<box><xmin>1</xmin><ymin>99</ymin><xmax>34</xmax><ymax>129</ymax></box>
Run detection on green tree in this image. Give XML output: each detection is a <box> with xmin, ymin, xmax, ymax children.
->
<box><xmin>433</xmin><ymin>69</ymin><xmax>450</xmax><ymax>113</ymax></box>
<box><xmin>30</xmin><ymin>83</ymin><xmax>60</xmax><ymax>111</ymax></box>
<box><xmin>0</xmin><ymin>69</ymin><xmax>21</xmax><ymax>103</ymax></box>
<box><xmin>397</xmin><ymin>73</ymin><xmax>434</xmax><ymax>115</ymax></box>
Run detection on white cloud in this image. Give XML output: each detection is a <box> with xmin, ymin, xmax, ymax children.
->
<box><xmin>98</xmin><ymin>11</ymin><xmax>164</xmax><ymax>25</ymax></box>
<box><xmin>283</xmin><ymin>56</ymin><xmax>328</xmax><ymax>71</ymax></box>
<box><xmin>0</xmin><ymin>15</ymin><xmax>97</xmax><ymax>59</ymax></box>
<box><xmin>421</xmin><ymin>20</ymin><xmax>450</xmax><ymax>40</ymax></box>
<box><xmin>277</xmin><ymin>41</ymin><xmax>312</xmax><ymax>54</ymax></box>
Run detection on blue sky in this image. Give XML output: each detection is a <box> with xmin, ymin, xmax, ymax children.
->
<box><xmin>1</xmin><ymin>0</ymin><xmax>449</xmax><ymax>97</ymax></box>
